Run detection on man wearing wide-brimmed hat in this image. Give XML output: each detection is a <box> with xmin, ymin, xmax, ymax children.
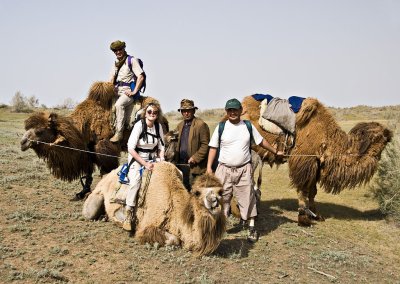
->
<box><xmin>174</xmin><ymin>99</ymin><xmax>210</xmax><ymax>191</ymax></box>
<box><xmin>109</xmin><ymin>40</ymin><xmax>146</xmax><ymax>142</ymax></box>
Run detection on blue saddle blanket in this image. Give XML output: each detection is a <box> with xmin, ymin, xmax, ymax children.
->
<box><xmin>251</xmin><ymin>94</ymin><xmax>305</xmax><ymax>113</ymax></box>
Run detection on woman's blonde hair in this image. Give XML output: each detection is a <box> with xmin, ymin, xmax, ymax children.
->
<box><xmin>140</xmin><ymin>102</ymin><xmax>162</xmax><ymax>123</ymax></box>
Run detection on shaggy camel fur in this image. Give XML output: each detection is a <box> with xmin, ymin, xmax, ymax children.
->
<box><xmin>241</xmin><ymin>96</ymin><xmax>393</xmax><ymax>226</ymax></box>
<box><xmin>82</xmin><ymin>162</ymin><xmax>226</xmax><ymax>256</ymax></box>
<box><xmin>20</xmin><ymin>81</ymin><xmax>169</xmax><ymax>198</ymax></box>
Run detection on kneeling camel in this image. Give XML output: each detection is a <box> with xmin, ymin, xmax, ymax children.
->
<box><xmin>82</xmin><ymin>162</ymin><xmax>226</xmax><ymax>256</ymax></box>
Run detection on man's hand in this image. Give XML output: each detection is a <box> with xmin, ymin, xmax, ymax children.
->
<box><xmin>124</xmin><ymin>90</ymin><xmax>134</xmax><ymax>97</ymax></box>
<box><xmin>275</xmin><ymin>150</ymin><xmax>284</xmax><ymax>157</ymax></box>
<box><xmin>188</xmin><ymin>157</ymin><xmax>196</xmax><ymax>165</ymax></box>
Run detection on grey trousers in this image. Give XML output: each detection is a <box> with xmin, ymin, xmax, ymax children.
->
<box><xmin>215</xmin><ymin>163</ymin><xmax>257</xmax><ymax>220</ymax></box>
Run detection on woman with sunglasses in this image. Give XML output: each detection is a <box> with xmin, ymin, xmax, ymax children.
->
<box><xmin>123</xmin><ymin>103</ymin><xmax>165</xmax><ymax>231</ymax></box>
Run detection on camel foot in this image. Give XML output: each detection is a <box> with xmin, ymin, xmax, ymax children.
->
<box><xmin>298</xmin><ymin>209</ymin><xmax>312</xmax><ymax>226</ymax></box>
<box><xmin>71</xmin><ymin>188</ymin><xmax>91</xmax><ymax>201</ymax></box>
<box><xmin>312</xmin><ymin>214</ymin><xmax>325</xmax><ymax>222</ymax></box>
<box><xmin>309</xmin><ymin>206</ymin><xmax>325</xmax><ymax>221</ymax></box>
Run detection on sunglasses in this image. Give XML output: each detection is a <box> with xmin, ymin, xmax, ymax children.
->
<box><xmin>147</xmin><ymin>110</ymin><xmax>159</xmax><ymax>115</ymax></box>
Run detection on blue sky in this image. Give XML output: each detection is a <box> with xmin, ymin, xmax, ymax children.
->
<box><xmin>1</xmin><ymin>0</ymin><xmax>399</xmax><ymax>112</ymax></box>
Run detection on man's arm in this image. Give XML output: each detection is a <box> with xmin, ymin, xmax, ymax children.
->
<box><xmin>189</xmin><ymin>122</ymin><xmax>210</xmax><ymax>164</ymax></box>
<box><xmin>131</xmin><ymin>73</ymin><xmax>144</xmax><ymax>95</ymax></box>
<box><xmin>206</xmin><ymin>147</ymin><xmax>218</xmax><ymax>174</ymax></box>
<box><xmin>260</xmin><ymin>138</ymin><xmax>284</xmax><ymax>156</ymax></box>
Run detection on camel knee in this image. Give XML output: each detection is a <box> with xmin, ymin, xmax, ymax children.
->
<box><xmin>82</xmin><ymin>192</ymin><xmax>105</xmax><ymax>220</ymax></box>
<box><xmin>136</xmin><ymin>226</ymin><xmax>167</xmax><ymax>246</ymax></box>
<box><xmin>164</xmin><ymin>232</ymin><xmax>181</xmax><ymax>246</ymax></box>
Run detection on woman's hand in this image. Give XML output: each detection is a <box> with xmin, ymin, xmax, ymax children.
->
<box><xmin>145</xmin><ymin>161</ymin><xmax>154</xmax><ymax>171</ymax></box>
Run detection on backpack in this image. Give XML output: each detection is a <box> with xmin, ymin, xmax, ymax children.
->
<box><xmin>118</xmin><ymin>119</ymin><xmax>164</xmax><ymax>183</ymax></box>
<box><xmin>212</xmin><ymin>120</ymin><xmax>255</xmax><ymax>171</ymax></box>
<box><xmin>128</xmin><ymin>55</ymin><xmax>146</xmax><ymax>93</ymax></box>
<box><xmin>137</xmin><ymin>119</ymin><xmax>164</xmax><ymax>150</ymax></box>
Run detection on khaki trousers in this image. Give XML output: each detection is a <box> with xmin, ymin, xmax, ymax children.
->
<box><xmin>115</xmin><ymin>90</ymin><xmax>134</xmax><ymax>133</ymax></box>
<box><xmin>215</xmin><ymin>163</ymin><xmax>257</xmax><ymax>220</ymax></box>
<box><xmin>126</xmin><ymin>162</ymin><xmax>142</xmax><ymax>207</ymax></box>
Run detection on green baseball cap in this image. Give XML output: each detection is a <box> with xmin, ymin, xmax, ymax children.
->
<box><xmin>225</xmin><ymin>98</ymin><xmax>242</xmax><ymax>110</ymax></box>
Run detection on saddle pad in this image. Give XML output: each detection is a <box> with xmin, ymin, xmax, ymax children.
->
<box><xmin>259</xmin><ymin>99</ymin><xmax>284</xmax><ymax>135</ymax></box>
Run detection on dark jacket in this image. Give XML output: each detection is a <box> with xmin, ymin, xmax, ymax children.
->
<box><xmin>174</xmin><ymin>117</ymin><xmax>210</xmax><ymax>175</ymax></box>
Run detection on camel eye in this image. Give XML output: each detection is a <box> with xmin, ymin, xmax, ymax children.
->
<box><xmin>194</xmin><ymin>190</ymin><xmax>201</xmax><ymax>197</ymax></box>
<box><xmin>218</xmin><ymin>189</ymin><xmax>223</xmax><ymax>196</ymax></box>
<box><xmin>35</xmin><ymin>129</ymin><xmax>44</xmax><ymax>135</ymax></box>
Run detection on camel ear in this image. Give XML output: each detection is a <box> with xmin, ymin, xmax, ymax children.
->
<box><xmin>47</xmin><ymin>113</ymin><xmax>58</xmax><ymax>129</ymax></box>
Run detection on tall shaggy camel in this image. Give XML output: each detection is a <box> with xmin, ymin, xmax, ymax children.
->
<box><xmin>241</xmin><ymin>96</ymin><xmax>393</xmax><ymax>226</ymax></box>
<box><xmin>82</xmin><ymin>162</ymin><xmax>226</xmax><ymax>256</ymax></box>
<box><xmin>20</xmin><ymin>81</ymin><xmax>169</xmax><ymax>199</ymax></box>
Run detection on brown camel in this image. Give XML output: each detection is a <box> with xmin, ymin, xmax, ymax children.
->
<box><xmin>241</xmin><ymin>96</ymin><xmax>393</xmax><ymax>226</ymax></box>
<box><xmin>20</xmin><ymin>81</ymin><xmax>169</xmax><ymax>199</ymax></box>
<box><xmin>82</xmin><ymin>162</ymin><xmax>226</xmax><ymax>256</ymax></box>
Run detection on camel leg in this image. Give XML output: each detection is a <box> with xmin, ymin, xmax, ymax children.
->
<box><xmin>308</xmin><ymin>184</ymin><xmax>325</xmax><ymax>221</ymax></box>
<box><xmin>297</xmin><ymin>187</ymin><xmax>312</xmax><ymax>227</ymax></box>
<box><xmin>75</xmin><ymin>174</ymin><xmax>93</xmax><ymax>200</ymax></box>
<box><xmin>164</xmin><ymin>231</ymin><xmax>181</xmax><ymax>246</ymax></box>
<box><xmin>136</xmin><ymin>225</ymin><xmax>167</xmax><ymax>246</ymax></box>
<box><xmin>82</xmin><ymin>191</ymin><xmax>105</xmax><ymax>220</ymax></box>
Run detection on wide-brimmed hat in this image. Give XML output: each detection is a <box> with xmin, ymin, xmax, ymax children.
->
<box><xmin>178</xmin><ymin>99</ymin><xmax>198</xmax><ymax>111</ymax></box>
<box><xmin>225</xmin><ymin>98</ymin><xmax>242</xmax><ymax>110</ymax></box>
<box><xmin>110</xmin><ymin>40</ymin><xmax>126</xmax><ymax>51</ymax></box>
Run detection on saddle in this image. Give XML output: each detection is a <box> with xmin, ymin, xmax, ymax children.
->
<box><xmin>255</xmin><ymin>95</ymin><xmax>305</xmax><ymax>155</ymax></box>
<box><xmin>110</xmin><ymin>169</ymin><xmax>152</xmax><ymax>207</ymax></box>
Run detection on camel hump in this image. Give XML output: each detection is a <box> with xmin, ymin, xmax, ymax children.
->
<box><xmin>87</xmin><ymin>81</ymin><xmax>115</xmax><ymax>109</ymax></box>
<box><xmin>295</xmin><ymin>98</ymin><xmax>320</xmax><ymax>127</ymax></box>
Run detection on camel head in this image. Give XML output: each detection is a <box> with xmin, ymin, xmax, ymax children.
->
<box><xmin>185</xmin><ymin>172</ymin><xmax>226</xmax><ymax>256</ymax></box>
<box><xmin>164</xmin><ymin>130</ymin><xmax>179</xmax><ymax>162</ymax></box>
<box><xmin>20</xmin><ymin>112</ymin><xmax>90</xmax><ymax>182</ymax></box>
<box><xmin>21</xmin><ymin>112</ymin><xmax>62</xmax><ymax>151</ymax></box>
<box><xmin>348</xmin><ymin>122</ymin><xmax>393</xmax><ymax>156</ymax></box>
<box><xmin>191</xmin><ymin>173</ymin><xmax>223</xmax><ymax>215</ymax></box>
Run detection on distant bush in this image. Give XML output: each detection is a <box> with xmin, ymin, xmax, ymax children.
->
<box><xmin>54</xmin><ymin>98</ymin><xmax>77</xmax><ymax>109</ymax></box>
<box><xmin>10</xmin><ymin>91</ymin><xmax>39</xmax><ymax>113</ymax></box>
<box><xmin>0</xmin><ymin>103</ymin><xmax>8</xmax><ymax>109</ymax></box>
<box><xmin>370</xmin><ymin>128</ymin><xmax>400</xmax><ymax>226</ymax></box>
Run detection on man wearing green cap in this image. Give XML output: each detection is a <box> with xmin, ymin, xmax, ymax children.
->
<box><xmin>109</xmin><ymin>40</ymin><xmax>145</xmax><ymax>142</ymax></box>
<box><xmin>207</xmin><ymin>98</ymin><xmax>283</xmax><ymax>242</ymax></box>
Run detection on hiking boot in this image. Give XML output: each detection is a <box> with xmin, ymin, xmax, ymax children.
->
<box><xmin>247</xmin><ymin>226</ymin><xmax>259</xmax><ymax>243</ymax></box>
<box><xmin>110</xmin><ymin>131</ymin><xmax>123</xmax><ymax>143</ymax></box>
<box><xmin>122</xmin><ymin>208</ymin><xmax>134</xmax><ymax>231</ymax></box>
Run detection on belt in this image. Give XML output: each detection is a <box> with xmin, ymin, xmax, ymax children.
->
<box><xmin>116</xmin><ymin>81</ymin><xmax>131</xmax><ymax>87</ymax></box>
<box><xmin>135</xmin><ymin>146</ymin><xmax>158</xmax><ymax>153</ymax></box>
<box><xmin>219</xmin><ymin>162</ymin><xmax>249</xmax><ymax>169</ymax></box>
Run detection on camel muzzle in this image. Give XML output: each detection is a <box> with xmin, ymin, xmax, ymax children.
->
<box><xmin>20</xmin><ymin>133</ymin><xmax>32</xmax><ymax>151</ymax></box>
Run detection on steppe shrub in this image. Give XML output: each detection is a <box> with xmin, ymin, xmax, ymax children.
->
<box><xmin>370</xmin><ymin>124</ymin><xmax>400</xmax><ymax>225</ymax></box>
<box><xmin>10</xmin><ymin>91</ymin><xmax>39</xmax><ymax>113</ymax></box>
